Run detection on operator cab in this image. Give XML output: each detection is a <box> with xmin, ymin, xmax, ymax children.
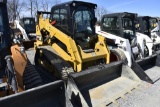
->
<box><xmin>20</xmin><ymin>17</ymin><xmax>36</xmax><ymax>35</ymax></box>
<box><xmin>101</xmin><ymin>12</ymin><xmax>137</xmax><ymax>42</ymax></box>
<box><xmin>136</xmin><ymin>16</ymin><xmax>159</xmax><ymax>37</ymax></box>
<box><xmin>50</xmin><ymin>1</ymin><xmax>97</xmax><ymax>50</ymax></box>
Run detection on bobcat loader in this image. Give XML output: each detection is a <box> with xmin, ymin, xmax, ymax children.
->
<box><xmin>10</xmin><ymin>17</ymin><xmax>36</xmax><ymax>49</ymax></box>
<box><xmin>136</xmin><ymin>16</ymin><xmax>160</xmax><ymax>53</ymax></box>
<box><xmin>96</xmin><ymin>12</ymin><xmax>160</xmax><ymax>83</ymax></box>
<box><xmin>34</xmin><ymin>1</ymin><xmax>141</xmax><ymax>106</ymax></box>
<box><xmin>14</xmin><ymin>17</ymin><xmax>36</xmax><ymax>41</ymax></box>
<box><xmin>0</xmin><ymin>1</ymin><xmax>73</xmax><ymax>107</ymax></box>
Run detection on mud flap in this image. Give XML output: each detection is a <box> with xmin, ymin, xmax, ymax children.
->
<box><xmin>67</xmin><ymin>60</ymin><xmax>141</xmax><ymax>106</ymax></box>
<box><xmin>132</xmin><ymin>54</ymin><xmax>160</xmax><ymax>83</ymax></box>
<box><xmin>0</xmin><ymin>80</ymin><xmax>73</xmax><ymax>107</ymax></box>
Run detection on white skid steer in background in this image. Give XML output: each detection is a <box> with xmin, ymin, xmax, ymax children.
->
<box><xmin>96</xmin><ymin>12</ymin><xmax>160</xmax><ymax>84</ymax></box>
<box><xmin>136</xmin><ymin>16</ymin><xmax>160</xmax><ymax>53</ymax></box>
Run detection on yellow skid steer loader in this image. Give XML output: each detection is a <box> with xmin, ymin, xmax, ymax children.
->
<box><xmin>34</xmin><ymin>1</ymin><xmax>141</xmax><ymax>106</ymax></box>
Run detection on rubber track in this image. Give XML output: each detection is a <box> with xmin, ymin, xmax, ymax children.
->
<box><xmin>35</xmin><ymin>65</ymin><xmax>57</xmax><ymax>84</ymax></box>
<box><xmin>23</xmin><ymin>59</ymin><xmax>43</xmax><ymax>90</ymax></box>
<box><xmin>35</xmin><ymin>46</ymin><xmax>72</xmax><ymax>80</ymax></box>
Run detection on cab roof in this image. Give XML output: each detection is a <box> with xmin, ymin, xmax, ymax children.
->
<box><xmin>51</xmin><ymin>1</ymin><xmax>97</xmax><ymax>9</ymax></box>
<box><xmin>103</xmin><ymin>12</ymin><xmax>137</xmax><ymax>18</ymax></box>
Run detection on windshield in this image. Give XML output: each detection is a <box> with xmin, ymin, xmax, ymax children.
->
<box><xmin>102</xmin><ymin>17</ymin><xmax>120</xmax><ymax>36</ymax></box>
<box><xmin>74</xmin><ymin>6</ymin><xmax>94</xmax><ymax>40</ymax></box>
<box><xmin>73</xmin><ymin>6</ymin><xmax>95</xmax><ymax>49</ymax></box>
<box><xmin>0</xmin><ymin>8</ymin><xmax>4</xmax><ymax>32</ymax></box>
<box><xmin>122</xmin><ymin>17</ymin><xmax>135</xmax><ymax>40</ymax></box>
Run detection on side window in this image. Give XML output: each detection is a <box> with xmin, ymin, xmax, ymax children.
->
<box><xmin>52</xmin><ymin>8</ymin><xmax>67</xmax><ymax>26</ymax></box>
<box><xmin>0</xmin><ymin>8</ymin><xmax>4</xmax><ymax>32</ymax></box>
<box><xmin>60</xmin><ymin>9</ymin><xmax>67</xmax><ymax>25</ymax></box>
<box><xmin>52</xmin><ymin>8</ymin><xmax>68</xmax><ymax>33</ymax></box>
<box><xmin>103</xmin><ymin>17</ymin><xmax>119</xmax><ymax>30</ymax></box>
<box><xmin>143</xmin><ymin>20</ymin><xmax>148</xmax><ymax>31</ymax></box>
<box><xmin>53</xmin><ymin>9</ymin><xmax>60</xmax><ymax>25</ymax></box>
<box><xmin>122</xmin><ymin>18</ymin><xmax>133</xmax><ymax>30</ymax></box>
<box><xmin>150</xmin><ymin>18</ymin><xmax>158</xmax><ymax>31</ymax></box>
<box><xmin>102</xmin><ymin>17</ymin><xmax>120</xmax><ymax>36</ymax></box>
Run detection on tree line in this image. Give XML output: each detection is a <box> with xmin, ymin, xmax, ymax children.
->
<box><xmin>7</xmin><ymin>0</ymin><xmax>108</xmax><ymax>22</ymax></box>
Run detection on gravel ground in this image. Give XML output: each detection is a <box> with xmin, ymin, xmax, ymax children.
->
<box><xmin>26</xmin><ymin>49</ymin><xmax>160</xmax><ymax>107</ymax></box>
<box><xmin>108</xmin><ymin>81</ymin><xmax>160</xmax><ymax>107</ymax></box>
<box><xmin>26</xmin><ymin>48</ymin><xmax>35</xmax><ymax>64</ymax></box>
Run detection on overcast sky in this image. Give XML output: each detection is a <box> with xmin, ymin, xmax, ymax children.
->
<box><xmin>63</xmin><ymin>0</ymin><xmax>160</xmax><ymax>17</ymax></box>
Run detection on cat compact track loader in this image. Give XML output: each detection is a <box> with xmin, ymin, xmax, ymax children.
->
<box><xmin>35</xmin><ymin>1</ymin><xmax>141</xmax><ymax>106</ymax></box>
<box><xmin>96</xmin><ymin>12</ymin><xmax>160</xmax><ymax>83</ymax></box>
<box><xmin>0</xmin><ymin>1</ymin><xmax>73</xmax><ymax>107</ymax></box>
<box><xmin>136</xmin><ymin>16</ymin><xmax>160</xmax><ymax>53</ymax></box>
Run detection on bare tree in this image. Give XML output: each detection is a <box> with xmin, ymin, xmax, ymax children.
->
<box><xmin>41</xmin><ymin>0</ymin><xmax>50</xmax><ymax>12</ymax></box>
<box><xmin>41</xmin><ymin>0</ymin><xmax>61</xmax><ymax>12</ymax></box>
<box><xmin>25</xmin><ymin>0</ymin><xmax>40</xmax><ymax>17</ymax></box>
<box><xmin>95</xmin><ymin>6</ymin><xmax>108</xmax><ymax>22</ymax></box>
<box><xmin>53</xmin><ymin>0</ymin><xmax>61</xmax><ymax>5</ymax></box>
<box><xmin>7</xmin><ymin>0</ymin><xmax>26</xmax><ymax>21</ymax></box>
<box><xmin>26</xmin><ymin>0</ymin><xmax>33</xmax><ymax>17</ymax></box>
<box><xmin>25</xmin><ymin>0</ymin><xmax>61</xmax><ymax>18</ymax></box>
<box><xmin>39</xmin><ymin>0</ymin><xmax>61</xmax><ymax>19</ymax></box>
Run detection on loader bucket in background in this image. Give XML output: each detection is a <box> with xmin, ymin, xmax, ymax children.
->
<box><xmin>67</xmin><ymin>61</ymin><xmax>141</xmax><ymax>107</ymax></box>
<box><xmin>132</xmin><ymin>54</ymin><xmax>160</xmax><ymax>83</ymax></box>
<box><xmin>0</xmin><ymin>80</ymin><xmax>73</xmax><ymax>107</ymax></box>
